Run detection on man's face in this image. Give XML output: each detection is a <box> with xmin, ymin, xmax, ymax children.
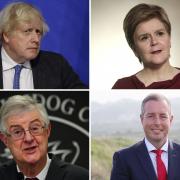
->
<box><xmin>133</xmin><ymin>18</ymin><xmax>171</xmax><ymax>67</ymax></box>
<box><xmin>141</xmin><ymin>100</ymin><xmax>173</xmax><ymax>147</ymax></box>
<box><xmin>3</xmin><ymin>19</ymin><xmax>43</xmax><ymax>63</ymax></box>
<box><xmin>2</xmin><ymin>110</ymin><xmax>50</xmax><ymax>166</ymax></box>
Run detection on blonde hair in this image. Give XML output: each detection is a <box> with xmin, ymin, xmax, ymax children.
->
<box><xmin>0</xmin><ymin>2</ymin><xmax>49</xmax><ymax>43</ymax></box>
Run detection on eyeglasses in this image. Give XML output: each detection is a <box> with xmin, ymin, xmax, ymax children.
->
<box><xmin>6</xmin><ymin>125</ymin><xmax>46</xmax><ymax>140</ymax></box>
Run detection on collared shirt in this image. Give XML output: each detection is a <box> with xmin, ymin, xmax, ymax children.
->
<box><xmin>1</xmin><ymin>47</ymin><xmax>34</xmax><ymax>89</ymax></box>
<box><xmin>145</xmin><ymin>137</ymin><xmax>168</xmax><ymax>176</ymax></box>
<box><xmin>17</xmin><ymin>155</ymin><xmax>51</xmax><ymax>180</ymax></box>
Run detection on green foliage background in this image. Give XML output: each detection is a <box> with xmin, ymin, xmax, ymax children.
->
<box><xmin>91</xmin><ymin>137</ymin><xmax>135</xmax><ymax>180</ymax></box>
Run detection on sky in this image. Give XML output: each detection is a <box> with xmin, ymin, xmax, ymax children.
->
<box><xmin>91</xmin><ymin>90</ymin><xmax>180</xmax><ymax>104</ymax></box>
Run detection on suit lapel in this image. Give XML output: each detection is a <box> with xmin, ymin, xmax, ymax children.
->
<box><xmin>31</xmin><ymin>55</ymin><xmax>44</xmax><ymax>89</ymax></box>
<box><xmin>168</xmin><ymin>141</ymin><xmax>178</xmax><ymax>180</ymax></box>
<box><xmin>45</xmin><ymin>154</ymin><xmax>67</xmax><ymax>180</ymax></box>
<box><xmin>135</xmin><ymin>140</ymin><xmax>157</xmax><ymax>180</ymax></box>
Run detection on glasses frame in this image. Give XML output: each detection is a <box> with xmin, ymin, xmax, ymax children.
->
<box><xmin>5</xmin><ymin>125</ymin><xmax>47</xmax><ymax>140</ymax></box>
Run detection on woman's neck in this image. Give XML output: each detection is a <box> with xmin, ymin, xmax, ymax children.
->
<box><xmin>136</xmin><ymin>63</ymin><xmax>180</xmax><ymax>87</ymax></box>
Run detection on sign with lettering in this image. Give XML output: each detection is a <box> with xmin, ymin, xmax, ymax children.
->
<box><xmin>0</xmin><ymin>91</ymin><xmax>89</xmax><ymax>169</ymax></box>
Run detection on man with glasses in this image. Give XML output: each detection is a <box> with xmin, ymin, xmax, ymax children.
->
<box><xmin>0</xmin><ymin>95</ymin><xmax>88</xmax><ymax>180</ymax></box>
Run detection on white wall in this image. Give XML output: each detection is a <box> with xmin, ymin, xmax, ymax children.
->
<box><xmin>91</xmin><ymin>0</ymin><xmax>180</xmax><ymax>89</ymax></box>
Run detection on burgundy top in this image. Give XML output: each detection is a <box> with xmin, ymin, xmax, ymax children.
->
<box><xmin>112</xmin><ymin>72</ymin><xmax>180</xmax><ymax>89</ymax></box>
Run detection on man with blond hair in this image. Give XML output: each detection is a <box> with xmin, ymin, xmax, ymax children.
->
<box><xmin>0</xmin><ymin>2</ymin><xmax>85</xmax><ymax>89</ymax></box>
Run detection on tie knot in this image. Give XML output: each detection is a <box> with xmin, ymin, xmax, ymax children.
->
<box><xmin>25</xmin><ymin>178</ymin><xmax>39</xmax><ymax>180</ymax></box>
<box><xmin>14</xmin><ymin>64</ymin><xmax>23</xmax><ymax>71</ymax></box>
<box><xmin>152</xmin><ymin>149</ymin><xmax>163</xmax><ymax>156</ymax></box>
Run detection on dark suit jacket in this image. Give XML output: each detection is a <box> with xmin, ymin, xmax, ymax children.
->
<box><xmin>0</xmin><ymin>50</ymin><xmax>86</xmax><ymax>89</ymax></box>
<box><xmin>0</xmin><ymin>154</ymin><xmax>89</xmax><ymax>180</ymax></box>
<box><xmin>110</xmin><ymin>140</ymin><xmax>180</xmax><ymax>180</ymax></box>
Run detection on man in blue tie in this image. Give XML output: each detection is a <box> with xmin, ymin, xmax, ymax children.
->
<box><xmin>110</xmin><ymin>93</ymin><xmax>180</xmax><ymax>180</ymax></box>
<box><xmin>0</xmin><ymin>2</ymin><xmax>86</xmax><ymax>89</ymax></box>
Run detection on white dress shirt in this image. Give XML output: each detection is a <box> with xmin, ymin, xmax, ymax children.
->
<box><xmin>145</xmin><ymin>137</ymin><xmax>168</xmax><ymax>176</ymax></box>
<box><xmin>1</xmin><ymin>47</ymin><xmax>34</xmax><ymax>89</ymax></box>
<box><xmin>17</xmin><ymin>155</ymin><xmax>51</xmax><ymax>180</ymax></box>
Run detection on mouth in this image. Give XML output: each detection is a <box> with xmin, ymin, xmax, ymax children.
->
<box><xmin>27</xmin><ymin>46</ymin><xmax>39</xmax><ymax>50</ymax></box>
<box><xmin>23</xmin><ymin>146</ymin><xmax>37</xmax><ymax>154</ymax></box>
<box><xmin>151</xmin><ymin>129</ymin><xmax>162</xmax><ymax>133</ymax></box>
<box><xmin>151</xmin><ymin>50</ymin><xmax>162</xmax><ymax>54</ymax></box>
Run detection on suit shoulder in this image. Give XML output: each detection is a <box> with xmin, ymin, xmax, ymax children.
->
<box><xmin>38</xmin><ymin>50</ymin><xmax>66</xmax><ymax>62</ymax></box>
<box><xmin>0</xmin><ymin>159</ymin><xmax>15</xmax><ymax>170</ymax></box>
<box><xmin>63</xmin><ymin>164</ymin><xmax>89</xmax><ymax>179</ymax></box>
<box><xmin>171</xmin><ymin>141</ymin><xmax>180</xmax><ymax>149</ymax></box>
<box><xmin>0</xmin><ymin>160</ymin><xmax>16</xmax><ymax>178</ymax></box>
<box><xmin>32</xmin><ymin>50</ymin><xmax>71</xmax><ymax>71</ymax></box>
<box><xmin>47</xmin><ymin>155</ymin><xmax>88</xmax><ymax>180</ymax></box>
<box><xmin>114</xmin><ymin>141</ymin><xmax>143</xmax><ymax>157</ymax></box>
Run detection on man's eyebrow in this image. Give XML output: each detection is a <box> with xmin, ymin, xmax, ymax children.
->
<box><xmin>9</xmin><ymin>119</ymin><xmax>42</xmax><ymax>128</ymax></box>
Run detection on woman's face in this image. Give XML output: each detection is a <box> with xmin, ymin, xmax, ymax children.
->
<box><xmin>133</xmin><ymin>18</ymin><xmax>171</xmax><ymax>67</ymax></box>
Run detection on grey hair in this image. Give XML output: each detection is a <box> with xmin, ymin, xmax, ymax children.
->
<box><xmin>0</xmin><ymin>95</ymin><xmax>49</xmax><ymax>133</ymax></box>
<box><xmin>0</xmin><ymin>2</ymin><xmax>49</xmax><ymax>43</ymax></box>
<box><xmin>141</xmin><ymin>93</ymin><xmax>171</xmax><ymax>115</ymax></box>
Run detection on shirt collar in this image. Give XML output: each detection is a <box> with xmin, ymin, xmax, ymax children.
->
<box><xmin>1</xmin><ymin>46</ymin><xmax>32</xmax><ymax>71</ymax></box>
<box><xmin>17</xmin><ymin>155</ymin><xmax>51</xmax><ymax>180</ymax></box>
<box><xmin>145</xmin><ymin>137</ymin><xmax>168</xmax><ymax>152</ymax></box>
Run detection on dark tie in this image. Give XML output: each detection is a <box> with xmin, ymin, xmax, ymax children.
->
<box><xmin>152</xmin><ymin>149</ymin><xmax>167</xmax><ymax>180</ymax></box>
<box><xmin>25</xmin><ymin>178</ymin><xmax>39</xmax><ymax>180</ymax></box>
<box><xmin>13</xmin><ymin>65</ymin><xmax>23</xmax><ymax>89</ymax></box>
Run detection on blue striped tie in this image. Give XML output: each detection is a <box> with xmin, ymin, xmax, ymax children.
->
<box><xmin>13</xmin><ymin>65</ymin><xmax>23</xmax><ymax>89</ymax></box>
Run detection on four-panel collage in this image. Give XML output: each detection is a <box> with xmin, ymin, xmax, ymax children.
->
<box><xmin>0</xmin><ymin>0</ymin><xmax>89</xmax><ymax>180</ymax></box>
<box><xmin>0</xmin><ymin>0</ymin><xmax>180</xmax><ymax>180</ymax></box>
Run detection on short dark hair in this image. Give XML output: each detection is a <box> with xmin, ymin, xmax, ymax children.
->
<box><xmin>141</xmin><ymin>93</ymin><xmax>171</xmax><ymax>115</ymax></box>
<box><xmin>123</xmin><ymin>3</ymin><xmax>171</xmax><ymax>62</ymax></box>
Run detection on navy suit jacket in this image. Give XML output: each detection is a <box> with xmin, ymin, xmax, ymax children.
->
<box><xmin>0</xmin><ymin>154</ymin><xmax>89</xmax><ymax>180</ymax></box>
<box><xmin>110</xmin><ymin>140</ymin><xmax>180</xmax><ymax>180</ymax></box>
<box><xmin>0</xmin><ymin>50</ymin><xmax>86</xmax><ymax>89</ymax></box>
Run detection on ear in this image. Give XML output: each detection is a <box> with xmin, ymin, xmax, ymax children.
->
<box><xmin>170</xmin><ymin>38</ymin><xmax>171</xmax><ymax>48</ymax></box>
<box><xmin>170</xmin><ymin>115</ymin><xmax>173</xmax><ymax>125</ymax></box>
<box><xmin>2</xmin><ymin>32</ymin><xmax>10</xmax><ymax>43</ymax></box>
<box><xmin>140</xmin><ymin>114</ymin><xmax>143</xmax><ymax>124</ymax></box>
<box><xmin>47</xmin><ymin>123</ymin><xmax>51</xmax><ymax>138</ymax></box>
<box><xmin>133</xmin><ymin>49</ymin><xmax>138</xmax><ymax>57</ymax></box>
<box><xmin>0</xmin><ymin>132</ymin><xmax>8</xmax><ymax>146</ymax></box>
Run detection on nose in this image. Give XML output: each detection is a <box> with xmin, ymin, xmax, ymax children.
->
<box><xmin>150</xmin><ymin>35</ymin><xmax>158</xmax><ymax>46</ymax></box>
<box><xmin>31</xmin><ymin>31</ymin><xmax>41</xmax><ymax>43</ymax></box>
<box><xmin>153</xmin><ymin>115</ymin><xmax>161</xmax><ymax>124</ymax></box>
<box><xmin>23</xmin><ymin>130</ymin><xmax>34</xmax><ymax>142</ymax></box>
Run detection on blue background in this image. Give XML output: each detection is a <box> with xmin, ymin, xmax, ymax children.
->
<box><xmin>0</xmin><ymin>0</ymin><xmax>89</xmax><ymax>86</ymax></box>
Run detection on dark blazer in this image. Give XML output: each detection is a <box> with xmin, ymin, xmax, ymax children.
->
<box><xmin>0</xmin><ymin>154</ymin><xmax>89</xmax><ymax>180</ymax></box>
<box><xmin>110</xmin><ymin>140</ymin><xmax>180</xmax><ymax>180</ymax></box>
<box><xmin>0</xmin><ymin>50</ymin><xmax>86</xmax><ymax>89</ymax></box>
